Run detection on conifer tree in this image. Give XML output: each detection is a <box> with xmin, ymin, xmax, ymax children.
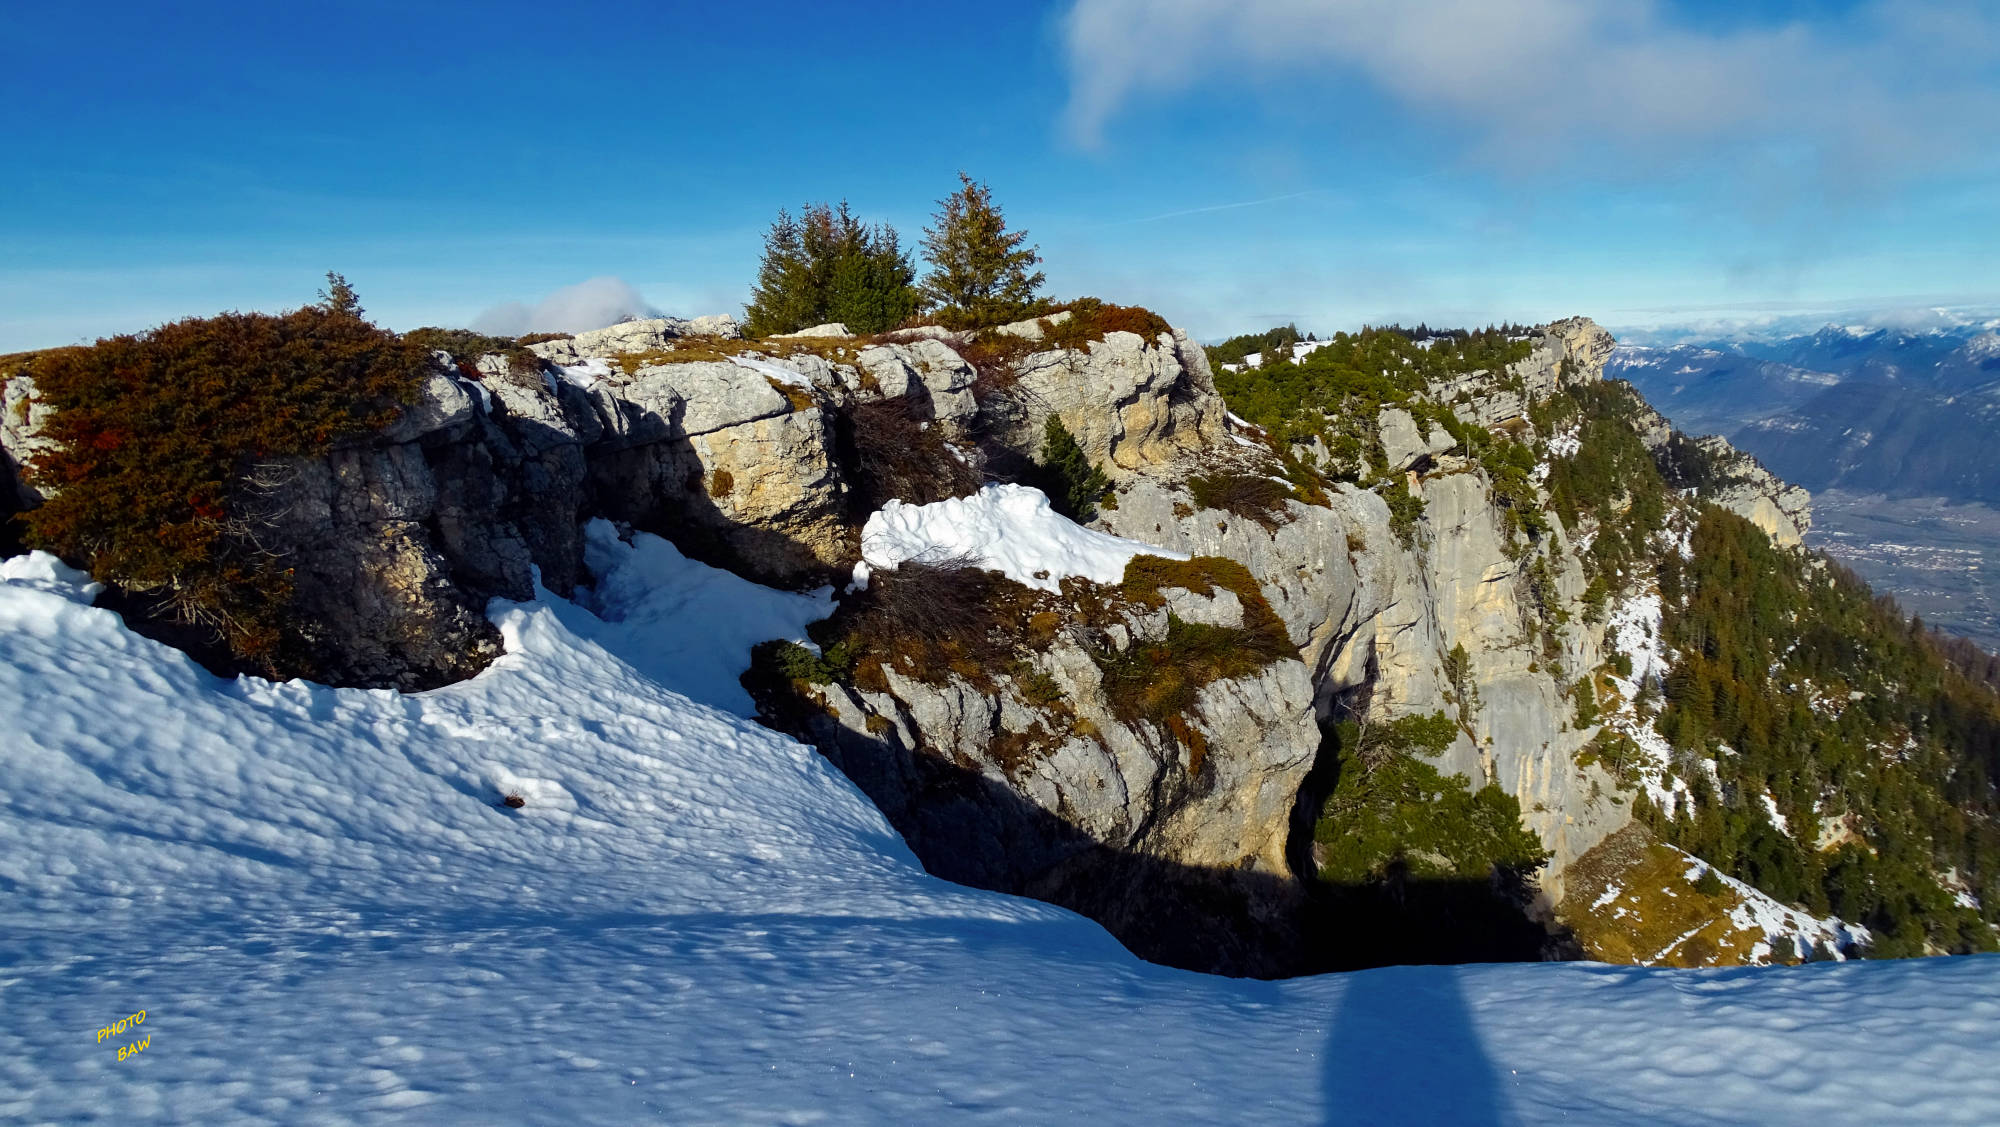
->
<box><xmin>919</xmin><ymin>173</ymin><xmax>1045</xmax><ymax>328</ymax></box>
<box><xmin>744</xmin><ymin>203</ymin><xmax>918</xmax><ymax>336</ymax></box>
<box><xmin>1037</xmin><ymin>416</ymin><xmax>1110</xmax><ymax>522</ymax></box>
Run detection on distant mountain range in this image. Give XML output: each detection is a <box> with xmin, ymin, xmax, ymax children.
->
<box><xmin>1614</xmin><ymin>320</ymin><xmax>2000</xmax><ymax>649</ymax></box>
<box><xmin>1612</xmin><ymin>322</ymin><xmax>2000</xmax><ymax>503</ymax></box>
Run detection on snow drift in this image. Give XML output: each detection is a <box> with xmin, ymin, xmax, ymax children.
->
<box><xmin>857</xmin><ymin>483</ymin><xmax>1187</xmax><ymax>593</ymax></box>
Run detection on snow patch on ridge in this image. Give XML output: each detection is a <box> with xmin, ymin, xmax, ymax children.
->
<box><xmin>1602</xmin><ymin>590</ymin><xmax>1689</xmax><ymax>816</ymax></box>
<box><xmin>557</xmin><ymin>356</ymin><xmax>613</xmax><ymax>390</ymax></box>
<box><xmin>857</xmin><ymin>484</ymin><xmax>1186</xmax><ymax>593</ymax></box>
<box><xmin>727</xmin><ymin>351</ymin><xmax>815</xmax><ymax>389</ymax></box>
<box><xmin>1</xmin><ymin>551</ymin><xmax>103</xmax><ymax>605</ymax></box>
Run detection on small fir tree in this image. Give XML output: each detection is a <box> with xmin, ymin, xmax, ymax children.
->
<box><xmin>919</xmin><ymin>173</ymin><xmax>1045</xmax><ymax>328</ymax></box>
<box><xmin>1038</xmin><ymin>415</ymin><xmax>1110</xmax><ymax>522</ymax></box>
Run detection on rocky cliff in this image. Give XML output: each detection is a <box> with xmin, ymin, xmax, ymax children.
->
<box><xmin>0</xmin><ymin>308</ymin><xmax>1829</xmax><ymax>973</ymax></box>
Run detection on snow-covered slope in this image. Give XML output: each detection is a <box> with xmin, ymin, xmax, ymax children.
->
<box><xmin>5</xmin><ymin>550</ymin><xmax>2000</xmax><ymax>1125</ymax></box>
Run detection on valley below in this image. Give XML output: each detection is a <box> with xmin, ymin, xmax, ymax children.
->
<box><xmin>1809</xmin><ymin>491</ymin><xmax>2000</xmax><ymax>652</ymax></box>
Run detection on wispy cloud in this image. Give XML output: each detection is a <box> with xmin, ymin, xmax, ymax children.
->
<box><xmin>471</xmin><ymin>277</ymin><xmax>660</xmax><ymax>336</ymax></box>
<box><xmin>1116</xmin><ymin>189</ymin><xmax>1325</xmax><ymax>226</ymax></box>
<box><xmin>1059</xmin><ymin>0</ymin><xmax>2000</xmax><ymax>184</ymax></box>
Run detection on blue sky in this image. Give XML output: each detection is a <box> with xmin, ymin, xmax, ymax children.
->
<box><xmin>5</xmin><ymin>0</ymin><xmax>1997</xmax><ymax>350</ymax></box>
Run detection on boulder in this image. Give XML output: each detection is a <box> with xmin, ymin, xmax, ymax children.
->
<box><xmin>993</xmin><ymin>310</ymin><xmax>1072</xmax><ymax>342</ymax></box>
<box><xmin>1378</xmin><ymin>407</ymin><xmax>1454</xmax><ymax>472</ymax></box>
<box><xmin>1010</xmin><ymin>329</ymin><xmax>1227</xmax><ymax>474</ymax></box>
<box><xmin>796</xmin><ymin>598</ymin><xmax>1320</xmax><ymax>976</ymax></box>
<box><xmin>773</xmin><ymin>322</ymin><xmax>852</xmax><ymax>339</ymax></box>
<box><xmin>1</xmin><ymin>371</ymin><xmax>56</xmax><ymax>507</ymax></box>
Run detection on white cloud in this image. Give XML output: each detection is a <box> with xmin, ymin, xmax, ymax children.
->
<box><xmin>470</xmin><ymin>276</ymin><xmax>661</xmax><ymax>336</ymax></box>
<box><xmin>1059</xmin><ymin>0</ymin><xmax>2000</xmax><ymax>179</ymax></box>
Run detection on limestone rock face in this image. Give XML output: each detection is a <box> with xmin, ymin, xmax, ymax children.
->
<box><xmin>1</xmin><ymin>371</ymin><xmax>56</xmax><ymax>507</ymax></box>
<box><xmin>856</xmin><ymin>340</ymin><xmax>980</xmax><ymax>432</ymax></box>
<box><xmin>1357</xmin><ymin>469</ymin><xmax>1628</xmax><ymax>891</ymax></box>
<box><xmin>1098</xmin><ymin>468</ymin><xmax>1395</xmax><ymax>709</ymax></box>
<box><xmin>1010</xmin><ymin>329</ymin><xmax>1228</xmax><ymax>475</ymax></box>
<box><xmin>799</xmin><ymin>602</ymin><xmax>1321</xmax><ymax>976</ymax></box>
<box><xmin>1433</xmin><ymin>316</ymin><xmax>1616</xmax><ymax>426</ymax></box>
<box><xmin>1626</xmin><ymin>399</ymin><xmax>1813</xmax><ymax>546</ymax></box>
<box><xmin>1378</xmin><ymin>407</ymin><xmax>1453</xmax><ymax>472</ymax></box>
<box><xmin>1694</xmin><ymin>437</ymin><xmax>1813</xmax><ymax>546</ymax></box>
<box><xmin>573</xmin><ymin>354</ymin><xmax>849</xmax><ymax>585</ymax></box>
<box><xmin>380</xmin><ymin>367</ymin><xmax>476</xmax><ymax>444</ymax></box>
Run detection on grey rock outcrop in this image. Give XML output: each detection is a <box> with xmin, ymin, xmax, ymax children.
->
<box><xmin>855</xmin><ymin>340</ymin><xmax>980</xmax><ymax>432</ymax></box>
<box><xmin>797</xmin><ymin>595</ymin><xmax>1322</xmax><ymax>976</ymax></box>
<box><xmin>1627</xmin><ymin>398</ymin><xmax>1813</xmax><ymax>546</ymax></box>
<box><xmin>773</xmin><ymin>322</ymin><xmax>852</xmax><ymax>339</ymax></box>
<box><xmin>1008</xmin><ymin>328</ymin><xmax>1228</xmax><ymax>474</ymax></box>
<box><xmin>1</xmin><ymin>371</ymin><xmax>56</xmax><ymax>508</ymax></box>
<box><xmin>1692</xmin><ymin>436</ymin><xmax>1813</xmax><ymax>546</ymax></box>
<box><xmin>526</xmin><ymin>315</ymin><xmax>741</xmax><ymax>366</ymax></box>
<box><xmin>1098</xmin><ymin>467</ymin><xmax>1395</xmax><ymax>707</ymax></box>
<box><xmin>1378</xmin><ymin>407</ymin><xmax>1453</xmax><ymax>472</ymax></box>
<box><xmin>993</xmin><ymin>310</ymin><xmax>1072</xmax><ymax>342</ymax></box>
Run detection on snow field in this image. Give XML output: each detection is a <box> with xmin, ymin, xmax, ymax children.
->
<box><xmin>0</xmin><ymin>550</ymin><xmax>1997</xmax><ymax>1123</ymax></box>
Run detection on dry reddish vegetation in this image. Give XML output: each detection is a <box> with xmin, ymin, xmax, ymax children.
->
<box><xmin>21</xmin><ymin>290</ymin><xmax>428</xmax><ymax>668</ymax></box>
<box><xmin>1042</xmin><ymin>298</ymin><xmax>1173</xmax><ymax>347</ymax></box>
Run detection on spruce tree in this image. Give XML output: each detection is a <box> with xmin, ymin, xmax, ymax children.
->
<box><xmin>745</xmin><ymin>203</ymin><xmax>919</xmax><ymax>337</ymax></box>
<box><xmin>1038</xmin><ymin>416</ymin><xmax>1110</xmax><ymax>522</ymax></box>
<box><xmin>744</xmin><ymin>209</ymin><xmax>816</xmax><ymax>337</ymax></box>
<box><xmin>919</xmin><ymin>173</ymin><xmax>1045</xmax><ymax>329</ymax></box>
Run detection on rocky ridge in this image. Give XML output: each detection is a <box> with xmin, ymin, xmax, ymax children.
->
<box><xmin>0</xmin><ymin>309</ymin><xmax>1816</xmax><ymax>972</ymax></box>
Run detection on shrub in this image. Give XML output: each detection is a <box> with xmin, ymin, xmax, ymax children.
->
<box><xmin>957</xmin><ymin>329</ymin><xmax>1037</xmax><ymax>404</ymax></box>
<box><xmin>1693</xmin><ymin>866</ymin><xmax>1727</xmax><ymax>897</ymax></box>
<box><xmin>400</xmin><ymin>327</ymin><xmax>542</xmax><ymax>385</ymax></box>
<box><xmin>1573</xmin><ymin>676</ymin><xmax>1599</xmax><ymax>728</ymax></box>
<box><xmin>401</xmin><ymin>326</ymin><xmax>514</xmax><ymax>358</ymax></box>
<box><xmin>1187</xmin><ymin>472</ymin><xmax>1293</xmax><ymax>531</ymax></box>
<box><xmin>1096</xmin><ymin>555</ymin><xmax>1296</xmax><ymax>740</ymax></box>
<box><xmin>1042</xmin><ymin>298</ymin><xmax>1173</xmax><ymax>348</ymax></box>
<box><xmin>750</xmin><ymin>638</ymin><xmax>848</xmax><ymax>686</ymax></box>
<box><xmin>1095</xmin><ymin>614</ymin><xmax>1282</xmax><ymax>738</ymax></box>
<box><xmin>810</xmin><ymin>559</ymin><xmax>1053</xmax><ymax>693</ymax></box>
<box><xmin>22</xmin><ymin>275</ymin><xmax>428</xmax><ymax>669</ymax></box>
<box><xmin>838</xmin><ymin>396</ymin><xmax>981</xmax><ymax>516</ymax></box>
<box><xmin>1383</xmin><ymin>479</ymin><xmax>1427</xmax><ymax>548</ymax></box>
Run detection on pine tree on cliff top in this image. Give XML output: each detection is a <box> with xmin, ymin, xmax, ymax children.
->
<box><xmin>919</xmin><ymin>173</ymin><xmax>1045</xmax><ymax>329</ymax></box>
